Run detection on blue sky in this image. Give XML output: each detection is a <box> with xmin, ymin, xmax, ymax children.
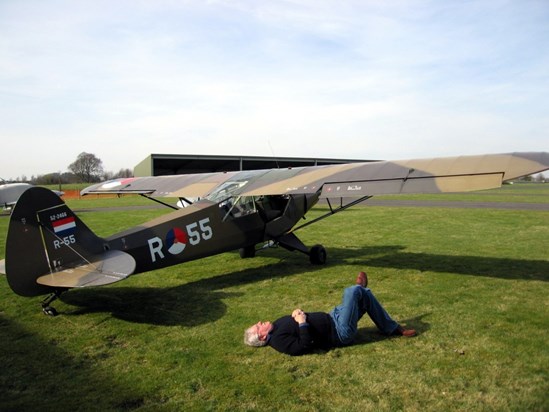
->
<box><xmin>1</xmin><ymin>0</ymin><xmax>548</xmax><ymax>179</ymax></box>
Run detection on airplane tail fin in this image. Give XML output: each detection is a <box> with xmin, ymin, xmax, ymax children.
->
<box><xmin>3</xmin><ymin>187</ymin><xmax>135</xmax><ymax>297</ymax></box>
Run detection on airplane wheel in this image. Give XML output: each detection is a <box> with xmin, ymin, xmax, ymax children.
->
<box><xmin>309</xmin><ymin>244</ymin><xmax>327</xmax><ymax>265</ymax></box>
<box><xmin>239</xmin><ymin>245</ymin><xmax>256</xmax><ymax>259</ymax></box>
<box><xmin>42</xmin><ymin>306</ymin><xmax>58</xmax><ymax>316</ymax></box>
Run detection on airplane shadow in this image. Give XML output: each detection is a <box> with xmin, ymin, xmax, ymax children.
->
<box><xmin>61</xmin><ymin>257</ymin><xmax>324</xmax><ymax>326</ymax></box>
<box><xmin>359</xmin><ymin>249</ymin><xmax>548</xmax><ymax>282</ymax></box>
<box><xmin>60</xmin><ymin>245</ymin><xmax>548</xmax><ymax>326</ymax></box>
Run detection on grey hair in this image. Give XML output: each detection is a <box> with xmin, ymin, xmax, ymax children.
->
<box><xmin>244</xmin><ymin>326</ymin><xmax>267</xmax><ymax>347</ymax></box>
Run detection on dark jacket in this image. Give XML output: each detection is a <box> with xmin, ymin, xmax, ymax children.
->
<box><xmin>267</xmin><ymin>312</ymin><xmax>339</xmax><ymax>356</ymax></box>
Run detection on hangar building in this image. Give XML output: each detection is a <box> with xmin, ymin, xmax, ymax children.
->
<box><xmin>134</xmin><ymin>154</ymin><xmax>377</xmax><ymax>177</ymax></box>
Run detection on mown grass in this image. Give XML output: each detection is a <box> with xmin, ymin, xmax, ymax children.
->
<box><xmin>0</xmin><ymin>185</ymin><xmax>548</xmax><ymax>411</ymax></box>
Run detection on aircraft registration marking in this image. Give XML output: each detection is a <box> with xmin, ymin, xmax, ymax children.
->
<box><xmin>53</xmin><ymin>235</ymin><xmax>76</xmax><ymax>250</ymax></box>
<box><xmin>46</xmin><ymin>210</ymin><xmax>78</xmax><ymax>250</ymax></box>
<box><xmin>148</xmin><ymin>217</ymin><xmax>213</xmax><ymax>263</ymax></box>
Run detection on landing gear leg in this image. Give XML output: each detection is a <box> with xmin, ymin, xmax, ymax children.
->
<box><xmin>276</xmin><ymin>233</ymin><xmax>328</xmax><ymax>265</ymax></box>
<box><xmin>41</xmin><ymin>290</ymin><xmax>63</xmax><ymax>316</ymax></box>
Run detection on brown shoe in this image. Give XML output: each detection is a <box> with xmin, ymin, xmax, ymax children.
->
<box><xmin>356</xmin><ymin>271</ymin><xmax>368</xmax><ymax>287</ymax></box>
<box><xmin>395</xmin><ymin>325</ymin><xmax>416</xmax><ymax>337</ymax></box>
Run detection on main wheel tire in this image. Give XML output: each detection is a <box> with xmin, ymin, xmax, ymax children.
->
<box><xmin>309</xmin><ymin>244</ymin><xmax>327</xmax><ymax>265</ymax></box>
<box><xmin>239</xmin><ymin>245</ymin><xmax>256</xmax><ymax>259</ymax></box>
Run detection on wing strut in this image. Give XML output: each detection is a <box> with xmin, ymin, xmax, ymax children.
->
<box><xmin>139</xmin><ymin>194</ymin><xmax>179</xmax><ymax>210</ymax></box>
<box><xmin>290</xmin><ymin>195</ymin><xmax>373</xmax><ymax>233</ymax></box>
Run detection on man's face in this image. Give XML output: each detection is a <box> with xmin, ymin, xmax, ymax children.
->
<box><xmin>255</xmin><ymin>321</ymin><xmax>273</xmax><ymax>341</ymax></box>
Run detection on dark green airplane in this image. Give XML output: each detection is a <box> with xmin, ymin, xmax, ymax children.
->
<box><xmin>1</xmin><ymin>152</ymin><xmax>548</xmax><ymax>315</ymax></box>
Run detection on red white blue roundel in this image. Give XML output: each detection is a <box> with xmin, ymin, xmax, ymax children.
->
<box><xmin>166</xmin><ymin>228</ymin><xmax>187</xmax><ymax>255</ymax></box>
<box><xmin>101</xmin><ymin>178</ymin><xmax>136</xmax><ymax>189</ymax></box>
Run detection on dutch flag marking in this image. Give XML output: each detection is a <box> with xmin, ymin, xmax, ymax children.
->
<box><xmin>53</xmin><ymin>216</ymin><xmax>76</xmax><ymax>236</ymax></box>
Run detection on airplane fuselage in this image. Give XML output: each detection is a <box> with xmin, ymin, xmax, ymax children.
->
<box><xmin>104</xmin><ymin>194</ymin><xmax>318</xmax><ymax>275</ymax></box>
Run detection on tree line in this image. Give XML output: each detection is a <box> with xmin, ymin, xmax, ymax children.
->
<box><xmin>8</xmin><ymin>152</ymin><xmax>133</xmax><ymax>185</ymax></box>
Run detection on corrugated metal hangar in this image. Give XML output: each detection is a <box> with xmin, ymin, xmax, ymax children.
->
<box><xmin>134</xmin><ymin>154</ymin><xmax>377</xmax><ymax>177</ymax></box>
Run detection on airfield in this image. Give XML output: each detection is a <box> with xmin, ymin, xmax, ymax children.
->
<box><xmin>1</xmin><ymin>184</ymin><xmax>548</xmax><ymax>411</ymax></box>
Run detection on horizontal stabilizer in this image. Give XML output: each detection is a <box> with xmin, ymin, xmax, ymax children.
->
<box><xmin>36</xmin><ymin>250</ymin><xmax>136</xmax><ymax>288</ymax></box>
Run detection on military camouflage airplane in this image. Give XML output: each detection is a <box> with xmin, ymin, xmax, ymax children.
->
<box><xmin>1</xmin><ymin>152</ymin><xmax>548</xmax><ymax>315</ymax></box>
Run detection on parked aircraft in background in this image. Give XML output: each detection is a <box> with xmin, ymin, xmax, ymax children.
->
<box><xmin>1</xmin><ymin>152</ymin><xmax>548</xmax><ymax>315</ymax></box>
<box><xmin>1</xmin><ymin>181</ymin><xmax>33</xmax><ymax>211</ymax></box>
<box><xmin>1</xmin><ymin>180</ymin><xmax>64</xmax><ymax>212</ymax></box>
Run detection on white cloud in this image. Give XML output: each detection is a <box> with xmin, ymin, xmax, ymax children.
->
<box><xmin>0</xmin><ymin>0</ymin><xmax>548</xmax><ymax>179</ymax></box>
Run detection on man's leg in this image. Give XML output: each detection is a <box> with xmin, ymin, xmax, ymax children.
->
<box><xmin>357</xmin><ymin>287</ymin><xmax>400</xmax><ymax>334</ymax></box>
<box><xmin>330</xmin><ymin>285</ymin><xmax>400</xmax><ymax>344</ymax></box>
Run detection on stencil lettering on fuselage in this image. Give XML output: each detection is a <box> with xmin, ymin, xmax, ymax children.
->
<box><xmin>147</xmin><ymin>218</ymin><xmax>213</xmax><ymax>263</ymax></box>
<box><xmin>39</xmin><ymin>208</ymin><xmax>78</xmax><ymax>250</ymax></box>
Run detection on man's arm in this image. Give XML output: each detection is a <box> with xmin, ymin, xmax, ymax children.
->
<box><xmin>269</xmin><ymin>311</ymin><xmax>314</xmax><ymax>356</ymax></box>
<box><xmin>292</xmin><ymin>308</ymin><xmax>307</xmax><ymax>324</ymax></box>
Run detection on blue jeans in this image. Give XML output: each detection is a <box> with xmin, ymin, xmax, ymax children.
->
<box><xmin>330</xmin><ymin>285</ymin><xmax>399</xmax><ymax>345</ymax></box>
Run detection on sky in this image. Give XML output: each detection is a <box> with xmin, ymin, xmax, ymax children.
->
<box><xmin>1</xmin><ymin>0</ymin><xmax>548</xmax><ymax>180</ymax></box>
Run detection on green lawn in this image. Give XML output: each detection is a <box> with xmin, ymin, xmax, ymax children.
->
<box><xmin>1</xmin><ymin>185</ymin><xmax>548</xmax><ymax>411</ymax></box>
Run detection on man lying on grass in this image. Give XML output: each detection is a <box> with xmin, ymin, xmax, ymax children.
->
<box><xmin>244</xmin><ymin>271</ymin><xmax>416</xmax><ymax>356</ymax></box>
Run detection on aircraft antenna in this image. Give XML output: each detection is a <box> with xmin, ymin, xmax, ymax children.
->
<box><xmin>268</xmin><ymin>140</ymin><xmax>280</xmax><ymax>169</ymax></box>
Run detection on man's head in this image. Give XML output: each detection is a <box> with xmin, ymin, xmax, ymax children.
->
<box><xmin>243</xmin><ymin>321</ymin><xmax>273</xmax><ymax>347</ymax></box>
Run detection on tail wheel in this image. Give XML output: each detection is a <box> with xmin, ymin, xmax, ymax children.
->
<box><xmin>41</xmin><ymin>290</ymin><xmax>62</xmax><ymax>316</ymax></box>
<box><xmin>309</xmin><ymin>244</ymin><xmax>327</xmax><ymax>265</ymax></box>
<box><xmin>42</xmin><ymin>306</ymin><xmax>58</xmax><ymax>316</ymax></box>
<box><xmin>239</xmin><ymin>245</ymin><xmax>256</xmax><ymax>259</ymax></box>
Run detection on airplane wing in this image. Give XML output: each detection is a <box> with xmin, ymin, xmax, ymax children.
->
<box><xmin>241</xmin><ymin>152</ymin><xmax>549</xmax><ymax>198</ymax></box>
<box><xmin>82</xmin><ymin>152</ymin><xmax>549</xmax><ymax>200</ymax></box>
<box><xmin>81</xmin><ymin>172</ymin><xmax>239</xmax><ymax>198</ymax></box>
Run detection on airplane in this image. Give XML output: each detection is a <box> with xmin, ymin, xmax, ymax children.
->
<box><xmin>0</xmin><ymin>180</ymin><xmax>33</xmax><ymax>212</ymax></box>
<box><xmin>1</xmin><ymin>152</ymin><xmax>548</xmax><ymax>316</ymax></box>
<box><xmin>1</xmin><ymin>179</ymin><xmax>64</xmax><ymax>212</ymax></box>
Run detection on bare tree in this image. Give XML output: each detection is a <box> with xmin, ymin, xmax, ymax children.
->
<box><xmin>68</xmin><ymin>152</ymin><xmax>104</xmax><ymax>183</ymax></box>
<box><xmin>115</xmin><ymin>168</ymin><xmax>133</xmax><ymax>178</ymax></box>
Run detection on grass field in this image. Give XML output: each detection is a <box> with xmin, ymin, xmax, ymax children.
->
<box><xmin>1</xmin><ymin>185</ymin><xmax>548</xmax><ymax>411</ymax></box>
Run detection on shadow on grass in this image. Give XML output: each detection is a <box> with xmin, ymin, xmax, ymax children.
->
<box><xmin>60</xmin><ymin>258</ymin><xmax>324</xmax><ymax>326</ymax></box>
<box><xmin>0</xmin><ymin>315</ymin><xmax>147</xmax><ymax>411</ymax></box>
<box><xmin>60</xmin><ymin>244</ymin><xmax>546</xmax><ymax>325</ymax></box>
<box><xmin>308</xmin><ymin>313</ymin><xmax>431</xmax><ymax>355</ymax></box>
<box><xmin>354</xmin><ymin>312</ymin><xmax>432</xmax><ymax>346</ymax></box>
<box><xmin>365</xmin><ymin>253</ymin><xmax>549</xmax><ymax>282</ymax></box>
<box><xmin>330</xmin><ymin>246</ymin><xmax>549</xmax><ymax>282</ymax></box>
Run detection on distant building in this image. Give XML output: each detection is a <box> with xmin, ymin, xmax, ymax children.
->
<box><xmin>134</xmin><ymin>154</ymin><xmax>378</xmax><ymax>177</ymax></box>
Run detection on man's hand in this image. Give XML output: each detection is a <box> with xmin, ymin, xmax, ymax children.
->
<box><xmin>292</xmin><ymin>308</ymin><xmax>307</xmax><ymax>324</ymax></box>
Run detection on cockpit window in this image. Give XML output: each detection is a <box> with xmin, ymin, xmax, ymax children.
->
<box><xmin>205</xmin><ymin>181</ymin><xmax>248</xmax><ymax>204</ymax></box>
<box><xmin>218</xmin><ymin>195</ymin><xmax>257</xmax><ymax>221</ymax></box>
<box><xmin>205</xmin><ymin>174</ymin><xmax>289</xmax><ymax>222</ymax></box>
